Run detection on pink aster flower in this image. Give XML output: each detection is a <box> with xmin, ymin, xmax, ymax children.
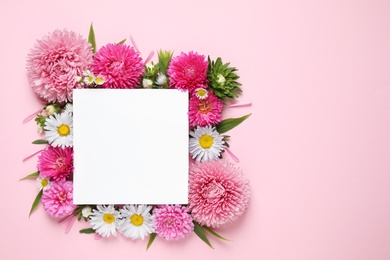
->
<box><xmin>188</xmin><ymin>160</ymin><xmax>250</xmax><ymax>228</ymax></box>
<box><xmin>189</xmin><ymin>91</ymin><xmax>223</xmax><ymax>127</ymax></box>
<box><xmin>153</xmin><ymin>205</ymin><xmax>194</xmax><ymax>240</ymax></box>
<box><xmin>92</xmin><ymin>43</ymin><xmax>144</xmax><ymax>89</ymax></box>
<box><xmin>37</xmin><ymin>146</ymin><xmax>73</xmax><ymax>182</ymax></box>
<box><xmin>26</xmin><ymin>30</ymin><xmax>93</xmax><ymax>103</ymax></box>
<box><xmin>42</xmin><ymin>181</ymin><xmax>77</xmax><ymax>218</ymax></box>
<box><xmin>167</xmin><ymin>52</ymin><xmax>208</xmax><ymax>92</ymax></box>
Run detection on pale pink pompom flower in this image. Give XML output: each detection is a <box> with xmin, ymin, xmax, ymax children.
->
<box><xmin>153</xmin><ymin>205</ymin><xmax>194</xmax><ymax>240</ymax></box>
<box><xmin>41</xmin><ymin>181</ymin><xmax>77</xmax><ymax>218</ymax></box>
<box><xmin>167</xmin><ymin>52</ymin><xmax>208</xmax><ymax>93</ymax></box>
<box><xmin>37</xmin><ymin>146</ymin><xmax>73</xmax><ymax>182</ymax></box>
<box><xmin>26</xmin><ymin>30</ymin><xmax>93</xmax><ymax>103</ymax></box>
<box><xmin>188</xmin><ymin>91</ymin><xmax>223</xmax><ymax>127</ymax></box>
<box><xmin>188</xmin><ymin>160</ymin><xmax>250</xmax><ymax>228</ymax></box>
<box><xmin>92</xmin><ymin>43</ymin><xmax>144</xmax><ymax>89</ymax></box>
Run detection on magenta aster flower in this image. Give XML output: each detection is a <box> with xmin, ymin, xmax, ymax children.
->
<box><xmin>41</xmin><ymin>181</ymin><xmax>77</xmax><ymax>218</ymax></box>
<box><xmin>188</xmin><ymin>160</ymin><xmax>250</xmax><ymax>228</ymax></box>
<box><xmin>37</xmin><ymin>146</ymin><xmax>73</xmax><ymax>182</ymax></box>
<box><xmin>26</xmin><ymin>30</ymin><xmax>93</xmax><ymax>103</ymax></box>
<box><xmin>153</xmin><ymin>205</ymin><xmax>194</xmax><ymax>240</ymax></box>
<box><xmin>189</xmin><ymin>91</ymin><xmax>223</xmax><ymax>127</ymax></box>
<box><xmin>92</xmin><ymin>43</ymin><xmax>144</xmax><ymax>89</ymax></box>
<box><xmin>167</xmin><ymin>52</ymin><xmax>208</xmax><ymax>92</ymax></box>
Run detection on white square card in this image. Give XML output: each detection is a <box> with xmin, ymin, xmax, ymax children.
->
<box><xmin>72</xmin><ymin>89</ymin><xmax>188</xmax><ymax>205</ymax></box>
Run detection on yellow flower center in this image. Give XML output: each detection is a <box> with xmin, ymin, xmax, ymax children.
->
<box><xmin>95</xmin><ymin>77</ymin><xmax>104</xmax><ymax>84</ymax></box>
<box><xmin>197</xmin><ymin>89</ymin><xmax>207</xmax><ymax>97</ymax></box>
<box><xmin>103</xmin><ymin>213</ymin><xmax>115</xmax><ymax>224</ymax></box>
<box><xmin>87</xmin><ymin>76</ymin><xmax>94</xmax><ymax>83</ymax></box>
<box><xmin>198</xmin><ymin>100</ymin><xmax>211</xmax><ymax>114</ymax></box>
<box><xmin>199</xmin><ymin>134</ymin><xmax>213</xmax><ymax>149</ymax></box>
<box><xmin>130</xmin><ymin>214</ymin><xmax>144</xmax><ymax>226</ymax></box>
<box><xmin>57</xmin><ymin>124</ymin><xmax>70</xmax><ymax>136</ymax></box>
<box><xmin>41</xmin><ymin>179</ymin><xmax>48</xmax><ymax>187</ymax></box>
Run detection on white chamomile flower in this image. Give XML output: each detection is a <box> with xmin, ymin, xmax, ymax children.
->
<box><xmin>118</xmin><ymin>205</ymin><xmax>154</xmax><ymax>240</ymax></box>
<box><xmin>156</xmin><ymin>73</ymin><xmax>167</xmax><ymax>85</ymax></box>
<box><xmin>89</xmin><ymin>205</ymin><xmax>121</xmax><ymax>237</ymax></box>
<box><xmin>83</xmin><ymin>70</ymin><xmax>95</xmax><ymax>85</ymax></box>
<box><xmin>94</xmin><ymin>75</ymin><xmax>105</xmax><ymax>85</ymax></box>
<box><xmin>82</xmin><ymin>206</ymin><xmax>92</xmax><ymax>218</ymax></box>
<box><xmin>44</xmin><ymin>112</ymin><xmax>73</xmax><ymax>148</ymax></box>
<box><xmin>64</xmin><ymin>103</ymin><xmax>73</xmax><ymax>114</ymax></box>
<box><xmin>189</xmin><ymin>126</ymin><xmax>225</xmax><ymax>162</ymax></box>
<box><xmin>195</xmin><ymin>88</ymin><xmax>208</xmax><ymax>100</ymax></box>
<box><xmin>142</xmin><ymin>78</ymin><xmax>153</xmax><ymax>88</ymax></box>
<box><xmin>36</xmin><ymin>175</ymin><xmax>50</xmax><ymax>191</ymax></box>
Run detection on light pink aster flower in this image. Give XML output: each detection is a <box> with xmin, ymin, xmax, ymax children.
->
<box><xmin>188</xmin><ymin>160</ymin><xmax>250</xmax><ymax>228</ymax></box>
<box><xmin>92</xmin><ymin>43</ymin><xmax>144</xmax><ymax>89</ymax></box>
<box><xmin>167</xmin><ymin>52</ymin><xmax>208</xmax><ymax>93</ymax></box>
<box><xmin>153</xmin><ymin>205</ymin><xmax>194</xmax><ymax>240</ymax></box>
<box><xmin>41</xmin><ymin>181</ymin><xmax>76</xmax><ymax>218</ymax></box>
<box><xmin>188</xmin><ymin>91</ymin><xmax>223</xmax><ymax>127</ymax></box>
<box><xmin>37</xmin><ymin>146</ymin><xmax>73</xmax><ymax>182</ymax></box>
<box><xmin>26</xmin><ymin>30</ymin><xmax>93</xmax><ymax>103</ymax></box>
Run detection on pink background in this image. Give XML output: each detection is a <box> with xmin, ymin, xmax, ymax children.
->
<box><xmin>1</xmin><ymin>0</ymin><xmax>389</xmax><ymax>259</ymax></box>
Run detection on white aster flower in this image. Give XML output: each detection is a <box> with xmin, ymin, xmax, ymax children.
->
<box><xmin>195</xmin><ymin>88</ymin><xmax>208</xmax><ymax>100</ymax></box>
<box><xmin>36</xmin><ymin>175</ymin><xmax>50</xmax><ymax>191</ymax></box>
<box><xmin>64</xmin><ymin>103</ymin><xmax>73</xmax><ymax>114</ymax></box>
<box><xmin>44</xmin><ymin>112</ymin><xmax>73</xmax><ymax>148</ymax></box>
<box><xmin>89</xmin><ymin>205</ymin><xmax>121</xmax><ymax>237</ymax></box>
<box><xmin>189</xmin><ymin>126</ymin><xmax>225</xmax><ymax>162</ymax></box>
<box><xmin>155</xmin><ymin>73</ymin><xmax>167</xmax><ymax>85</ymax></box>
<box><xmin>142</xmin><ymin>78</ymin><xmax>153</xmax><ymax>88</ymax></box>
<box><xmin>118</xmin><ymin>205</ymin><xmax>154</xmax><ymax>240</ymax></box>
<box><xmin>82</xmin><ymin>206</ymin><xmax>92</xmax><ymax>218</ymax></box>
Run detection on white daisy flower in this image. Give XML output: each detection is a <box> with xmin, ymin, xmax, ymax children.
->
<box><xmin>82</xmin><ymin>206</ymin><xmax>92</xmax><ymax>218</ymax></box>
<box><xmin>195</xmin><ymin>88</ymin><xmax>208</xmax><ymax>100</ymax></box>
<box><xmin>64</xmin><ymin>103</ymin><xmax>73</xmax><ymax>114</ymax></box>
<box><xmin>189</xmin><ymin>126</ymin><xmax>225</xmax><ymax>162</ymax></box>
<box><xmin>118</xmin><ymin>205</ymin><xmax>155</xmax><ymax>240</ymax></box>
<box><xmin>44</xmin><ymin>112</ymin><xmax>73</xmax><ymax>148</ymax></box>
<box><xmin>94</xmin><ymin>75</ymin><xmax>105</xmax><ymax>85</ymax></box>
<box><xmin>36</xmin><ymin>175</ymin><xmax>50</xmax><ymax>191</ymax></box>
<box><xmin>89</xmin><ymin>205</ymin><xmax>121</xmax><ymax>237</ymax></box>
<box><xmin>83</xmin><ymin>70</ymin><xmax>95</xmax><ymax>85</ymax></box>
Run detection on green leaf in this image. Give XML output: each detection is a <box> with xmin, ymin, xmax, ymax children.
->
<box><xmin>146</xmin><ymin>233</ymin><xmax>157</xmax><ymax>250</ymax></box>
<box><xmin>32</xmin><ymin>139</ymin><xmax>48</xmax><ymax>144</ymax></box>
<box><xmin>79</xmin><ymin>228</ymin><xmax>96</xmax><ymax>234</ymax></box>
<box><xmin>88</xmin><ymin>23</ymin><xmax>96</xmax><ymax>53</ymax></box>
<box><xmin>29</xmin><ymin>190</ymin><xmax>43</xmax><ymax>217</ymax></box>
<box><xmin>193</xmin><ymin>221</ymin><xmax>213</xmax><ymax>249</ymax></box>
<box><xmin>117</xmin><ymin>38</ymin><xmax>126</xmax><ymax>44</ymax></box>
<box><xmin>216</xmin><ymin>114</ymin><xmax>251</xmax><ymax>134</ymax></box>
<box><xmin>19</xmin><ymin>171</ymin><xmax>39</xmax><ymax>181</ymax></box>
<box><xmin>202</xmin><ymin>226</ymin><xmax>230</xmax><ymax>241</ymax></box>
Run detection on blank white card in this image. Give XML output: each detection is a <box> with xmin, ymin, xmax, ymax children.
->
<box><xmin>73</xmin><ymin>89</ymin><xmax>189</xmax><ymax>205</ymax></box>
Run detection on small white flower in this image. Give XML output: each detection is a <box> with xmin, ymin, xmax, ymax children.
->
<box><xmin>94</xmin><ymin>75</ymin><xmax>105</xmax><ymax>85</ymax></box>
<box><xmin>37</xmin><ymin>125</ymin><xmax>44</xmax><ymax>134</ymax></box>
<box><xmin>189</xmin><ymin>126</ymin><xmax>225</xmax><ymax>162</ymax></box>
<box><xmin>36</xmin><ymin>175</ymin><xmax>50</xmax><ymax>191</ymax></box>
<box><xmin>195</xmin><ymin>88</ymin><xmax>208</xmax><ymax>100</ymax></box>
<box><xmin>156</xmin><ymin>73</ymin><xmax>167</xmax><ymax>85</ymax></box>
<box><xmin>45</xmin><ymin>105</ymin><xmax>57</xmax><ymax>116</ymax></box>
<box><xmin>90</xmin><ymin>205</ymin><xmax>121</xmax><ymax>237</ymax></box>
<box><xmin>82</xmin><ymin>206</ymin><xmax>92</xmax><ymax>218</ymax></box>
<box><xmin>82</xmin><ymin>70</ymin><xmax>95</xmax><ymax>85</ymax></box>
<box><xmin>44</xmin><ymin>112</ymin><xmax>73</xmax><ymax>148</ymax></box>
<box><xmin>142</xmin><ymin>78</ymin><xmax>153</xmax><ymax>88</ymax></box>
<box><xmin>64</xmin><ymin>103</ymin><xmax>73</xmax><ymax>114</ymax></box>
<box><xmin>118</xmin><ymin>205</ymin><xmax>155</xmax><ymax>240</ymax></box>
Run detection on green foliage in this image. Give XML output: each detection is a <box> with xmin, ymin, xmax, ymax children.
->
<box><xmin>201</xmin><ymin>226</ymin><xmax>230</xmax><ymax>241</ymax></box>
<box><xmin>29</xmin><ymin>190</ymin><xmax>43</xmax><ymax>217</ymax></box>
<box><xmin>32</xmin><ymin>139</ymin><xmax>48</xmax><ymax>144</ymax></box>
<box><xmin>146</xmin><ymin>233</ymin><xmax>157</xmax><ymax>250</ymax></box>
<box><xmin>35</xmin><ymin>115</ymin><xmax>46</xmax><ymax>127</ymax></box>
<box><xmin>88</xmin><ymin>23</ymin><xmax>96</xmax><ymax>53</ymax></box>
<box><xmin>79</xmin><ymin>228</ymin><xmax>95</xmax><ymax>234</ymax></box>
<box><xmin>207</xmin><ymin>56</ymin><xmax>243</xmax><ymax>103</ymax></box>
<box><xmin>216</xmin><ymin>114</ymin><xmax>251</xmax><ymax>134</ymax></box>
<box><xmin>157</xmin><ymin>50</ymin><xmax>173</xmax><ymax>75</ymax></box>
<box><xmin>193</xmin><ymin>221</ymin><xmax>213</xmax><ymax>249</ymax></box>
<box><xmin>19</xmin><ymin>171</ymin><xmax>39</xmax><ymax>181</ymax></box>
